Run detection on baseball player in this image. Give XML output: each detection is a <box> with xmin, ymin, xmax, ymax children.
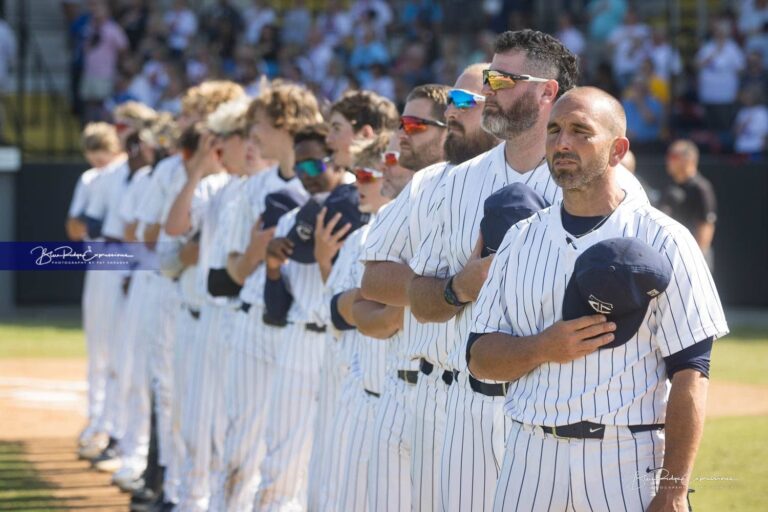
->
<box><xmin>86</xmin><ymin>103</ymin><xmax>158</xmax><ymax>473</ymax></box>
<box><xmin>212</xmin><ymin>83</ymin><xmax>321</xmax><ymax>511</ymax></box>
<box><xmin>67</xmin><ymin>122</ymin><xmax>126</xmax><ymax>460</ymax></box>
<box><xmin>314</xmin><ymin>132</ymin><xmax>401</xmax><ymax>511</ymax></box>
<box><xmin>356</xmin><ymin>83</ymin><xmax>451</xmax><ymax>512</ymax></box>
<box><xmin>407</xmin><ymin>30</ymin><xmax>649</xmax><ymax>511</ymax></box>
<box><xmin>306</xmin><ymin>90</ymin><xmax>400</xmax><ymax>511</ymax></box>
<box><xmin>468</xmin><ymin>86</ymin><xmax>728</xmax><ymax>512</ymax></box>
<box><xmin>255</xmin><ymin>125</ymin><xmax>358</xmax><ymax>512</ymax></box>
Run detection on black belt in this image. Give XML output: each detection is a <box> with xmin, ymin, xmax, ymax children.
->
<box><xmin>419</xmin><ymin>358</ymin><xmax>455</xmax><ymax>386</ymax></box>
<box><xmin>364</xmin><ymin>388</ymin><xmax>380</xmax><ymax>398</ymax></box>
<box><xmin>468</xmin><ymin>374</ymin><xmax>509</xmax><ymax>397</ymax></box>
<box><xmin>305</xmin><ymin>323</ymin><xmax>326</xmax><ymax>333</ymax></box>
<box><xmin>262</xmin><ymin>314</ymin><xmax>288</xmax><ymax>328</ymax></box>
<box><xmin>397</xmin><ymin>370</ymin><xmax>418</xmax><ymax>384</ymax></box>
<box><xmin>239</xmin><ymin>302</ymin><xmax>251</xmax><ymax>313</ymax></box>
<box><xmin>514</xmin><ymin>420</ymin><xmax>665</xmax><ymax>440</ymax></box>
<box><xmin>187</xmin><ymin>308</ymin><xmax>200</xmax><ymax>320</ymax></box>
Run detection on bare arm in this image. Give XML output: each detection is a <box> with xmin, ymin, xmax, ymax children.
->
<box><xmin>143</xmin><ymin>222</ymin><xmax>161</xmax><ymax>250</ymax></box>
<box><xmin>178</xmin><ymin>240</ymin><xmax>199</xmax><ymax>267</ymax></box>
<box><xmin>65</xmin><ymin>218</ymin><xmax>87</xmax><ymax>241</ymax></box>
<box><xmin>335</xmin><ymin>288</ymin><xmax>358</xmax><ymax>326</ymax></box>
<box><xmin>352</xmin><ymin>295</ymin><xmax>404</xmax><ymax>340</ymax></box>
<box><xmin>124</xmin><ymin>221</ymin><xmax>138</xmax><ymax>242</ymax></box>
<box><xmin>646</xmin><ymin>369</ymin><xmax>709</xmax><ymax>512</ymax></box>
<box><xmin>468</xmin><ymin>315</ymin><xmax>616</xmax><ymax>381</ymax></box>
<box><xmin>165</xmin><ymin>174</ymin><xmax>201</xmax><ymax>236</ymax></box>
<box><xmin>360</xmin><ymin>261</ymin><xmax>414</xmax><ymax>307</ymax></box>
<box><xmin>226</xmin><ymin>222</ymin><xmax>276</xmax><ymax>285</ymax></box>
<box><xmin>692</xmin><ymin>222</ymin><xmax>715</xmax><ymax>253</ymax></box>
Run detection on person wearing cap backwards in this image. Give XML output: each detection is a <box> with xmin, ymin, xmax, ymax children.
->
<box><xmin>469</xmin><ymin>86</ymin><xmax>728</xmax><ymax>512</ymax></box>
<box><xmin>255</xmin><ymin>124</ymin><xmax>364</xmax><ymax>512</ymax></box>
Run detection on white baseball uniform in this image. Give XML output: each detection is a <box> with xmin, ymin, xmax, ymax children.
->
<box><xmin>359</xmin><ymin>161</ymin><xmax>453</xmax><ymax>511</ymax></box>
<box><xmin>215</xmin><ymin>167</ymin><xmax>308</xmax><ymax>512</ymax></box>
<box><xmin>470</xmin><ymin>190</ymin><xmax>728</xmax><ymax>511</ymax></box>
<box><xmin>255</xmin><ymin>204</ymin><xmax>328</xmax><ymax>512</ymax></box>
<box><xmin>410</xmin><ymin>142</ymin><xmax>648</xmax><ymax>511</ymax></box>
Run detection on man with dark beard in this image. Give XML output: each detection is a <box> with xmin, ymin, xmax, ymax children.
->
<box><xmin>407</xmin><ymin>30</ymin><xmax>647</xmax><ymax>511</ymax></box>
<box><xmin>358</xmin><ymin>64</ymin><xmax>498</xmax><ymax>511</ymax></box>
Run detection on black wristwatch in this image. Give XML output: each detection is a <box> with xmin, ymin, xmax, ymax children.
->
<box><xmin>443</xmin><ymin>275</ymin><xmax>469</xmax><ymax>307</ymax></box>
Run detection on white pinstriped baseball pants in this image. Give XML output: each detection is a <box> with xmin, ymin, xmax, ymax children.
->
<box><xmin>254</xmin><ymin>323</ymin><xmax>325</xmax><ymax>512</ymax></box>
<box><xmin>440</xmin><ymin>374</ymin><xmax>510</xmax><ymax>512</ymax></box>
<box><xmin>493</xmin><ymin>421</ymin><xmax>664</xmax><ymax>511</ymax></box>
<box><xmin>367</xmin><ymin>374</ymin><xmax>416</xmax><ymax>512</ymax></box>
<box><xmin>99</xmin><ymin>271</ymin><xmax>129</xmax><ymax>439</ymax></box>
<box><xmin>80</xmin><ymin>270</ymin><xmax>109</xmax><ymax>442</ymax></box>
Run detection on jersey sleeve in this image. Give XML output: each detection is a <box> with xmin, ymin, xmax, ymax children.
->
<box><xmin>470</xmin><ymin>233</ymin><xmax>515</xmax><ymax>336</ymax></box>
<box><xmin>359</xmin><ymin>184</ymin><xmax>411</xmax><ymax>263</ymax></box>
<box><xmin>409</xmin><ymin>178</ymin><xmax>451</xmax><ymax>278</ymax></box>
<box><xmin>68</xmin><ymin>174</ymin><xmax>89</xmax><ymax>217</ymax></box>
<box><xmin>651</xmin><ymin>227</ymin><xmax>729</xmax><ymax>357</ymax></box>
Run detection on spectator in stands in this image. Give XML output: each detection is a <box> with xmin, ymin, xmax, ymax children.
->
<box><xmin>282</xmin><ymin>0</ymin><xmax>313</xmax><ymax>48</ymax></box>
<box><xmin>733</xmin><ymin>85</ymin><xmax>768</xmax><ymax>158</ymax></box>
<box><xmin>608</xmin><ymin>9</ymin><xmax>651</xmax><ymax>88</ymax></box>
<box><xmin>202</xmin><ymin>0</ymin><xmax>244</xmax><ymax>75</ymax></box>
<box><xmin>658</xmin><ymin>140</ymin><xmax>718</xmax><ymax>267</ymax></box>
<box><xmin>234</xmin><ymin>45</ymin><xmax>265</xmax><ymax>96</ymax></box>
<box><xmin>243</xmin><ymin>0</ymin><xmax>277</xmax><ymax>46</ymax></box>
<box><xmin>186</xmin><ymin>43</ymin><xmax>214</xmax><ymax>85</ymax></box>
<box><xmin>556</xmin><ymin>13</ymin><xmax>586</xmax><ymax>58</ymax></box>
<box><xmin>587</xmin><ymin>0</ymin><xmax>628</xmax><ymax>42</ymax></box>
<box><xmin>637</xmin><ymin>58</ymin><xmax>671</xmax><ymax>105</ymax></box>
<box><xmin>254</xmin><ymin>23</ymin><xmax>281</xmax><ymax>78</ymax></box>
<box><xmin>321</xmin><ymin>57</ymin><xmax>353</xmax><ymax>101</ymax></box>
<box><xmin>746</xmin><ymin>21</ymin><xmax>768</xmax><ymax>66</ymax></box>
<box><xmin>297</xmin><ymin>28</ymin><xmax>335</xmax><ymax>85</ymax></box>
<box><xmin>696</xmin><ymin>19</ymin><xmax>746</xmax><ymax>134</ymax></box>
<box><xmin>80</xmin><ymin>0</ymin><xmax>129</xmax><ymax>122</ymax></box>
<box><xmin>156</xmin><ymin>67</ymin><xmax>186</xmax><ymax>115</ymax></box>
<box><xmin>163</xmin><ymin>0</ymin><xmax>198</xmax><ymax>60</ymax></box>
<box><xmin>738</xmin><ymin>0</ymin><xmax>768</xmax><ymax>37</ymax></box>
<box><xmin>315</xmin><ymin>0</ymin><xmax>353</xmax><ymax>47</ymax></box>
<box><xmin>350</xmin><ymin>0</ymin><xmax>393</xmax><ymax>38</ymax></box>
<box><xmin>349</xmin><ymin>26</ymin><xmax>389</xmax><ymax>79</ymax></box>
<box><xmin>116</xmin><ymin>0</ymin><xmax>149</xmax><ymax>53</ymax></box>
<box><xmin>741</xmin><ymin>50</ymin><xmax>768</xmax><ymax>91</ymax></box>
<box><xmin>623</xmin><ymin>76</ymin><xmax>664</xmax><ymax>146</ymax></box>
<box><xmin>649</xmin><ymin>26</ymin><xmax>682</xmax><ymax>81</ymax></box>
<box><xmin>366</xmin><ymin>62</ymin><xmax>396</xmax><ymax>100</ymax></box>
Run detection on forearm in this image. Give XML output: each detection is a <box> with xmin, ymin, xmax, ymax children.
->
<box><xmin>694</xmin><ymin>222</ymin><xmax>715</xmax><ymax>252</ymax></box>
<box><xmin>319</xmin><ymin>261</ymin><xmax>333</xmax><ymax>283</ymax></box>
<box><xmin>165</xmin><ymin>180</ymin><xmax>198</xmax><ymax>236</ymax></box>
<box><xmin>468</xmin><ymin>332</ymin><xmax>546</xmax><ymax>382</ymax></box>
<box><xmin>408</xmin><ymin>275</ymin><xmax>461</xmax><ymax>323</ymax></box>
<box><xmin>227</xmin><ymin>251</ymin><xmax>262</xmax><ymax>285</ymax></box>
<box><xmin>143</xmin><ymin>223</ymin><xmax>161</xmax><ymax>249</ymax></box>
<box><xmin>336</xmin><ymin>289</ymin><xmax>358</xmax><ymax>326</ymax></box>
<box><xmin>360</xmin><ymin>261</ymin><xmax>414</xmax><ymax>307</ymax></box>
<box><xmin>178</xmin><ymin>241</ymin><xmax>199</xmax><ymax>267</ymax></box>
<box><xmin>657</xmin><ymin>370</ymin><xmax>709</xmax><ymax>495</ymax></box>
<box><xmin>124</xmin><ymin>221</ymin><xmax>138</xmax><ymax>242</ymax></box>
<box><xmin>65</xmin><ymin>218</ymin><xmax>86</xmax><ymax>241</ymax></box>
<box><xmin>352</xmin><ymin>298</ymin><xmax>403</xmax><ymax>339</ymax></box>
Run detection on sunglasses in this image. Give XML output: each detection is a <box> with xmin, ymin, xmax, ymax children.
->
<box><xmin>448</xmin><ymin>89</ymin><xmax>486</xmax><ymax>109</ymax></box>
<box><xmin>294</xmin><ymin>157</ymin><xmax>331</xmax><ymax>177</ymax></box>
<box><xmin>381</xmin><ymin>150</ymin><xmax>399</xmax><ymax>166</ymax></box>
<box><xmin>399</xmin><ymin>115</ymin><xmax>446</xmax><ymax>135</ymax></box>
<box><xmin>482</xmin><ymin>69</ymin><xmax>550</xmax><ymax>91</ymax></box>
<box><xmin>353</xmin><ymin>166</ymin><xmax>383</xmax><ymax>184</ymax></box>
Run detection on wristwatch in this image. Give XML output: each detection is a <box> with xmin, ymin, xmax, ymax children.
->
<box><xmin>443</xmin><ymin>276</ymin><xmax>469</xmax><ymax>307</ymax></box>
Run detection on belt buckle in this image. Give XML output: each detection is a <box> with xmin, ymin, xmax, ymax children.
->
<box><xmin>550</xmin><ymin>425</ymin><xmax>566</xmax><ymax>440</ymax></box>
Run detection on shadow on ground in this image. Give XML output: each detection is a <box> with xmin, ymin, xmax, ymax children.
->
<box><xmin>0</xmin><ymin>438</ymin><xmax>129</xmax><ymax>511</ymax></box>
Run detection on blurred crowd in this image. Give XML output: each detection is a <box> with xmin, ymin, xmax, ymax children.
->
<box><xmin>62</xmin><ymin>0</ymin><xmax>767</xmax><ymax>158</ymax></box>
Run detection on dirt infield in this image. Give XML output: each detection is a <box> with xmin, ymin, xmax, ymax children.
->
<box><xmin>2</xmin><ymin>357</ymin><xmax>767</xmax><ymax>510</ymax></box>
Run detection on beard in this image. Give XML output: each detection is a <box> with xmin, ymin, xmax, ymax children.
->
<box><xmin>547</xmin><ymin>150</ymin><xmax>610</xmax><ymax>190</ymax></box>
<box><xmin>444</xmin><ymin>121</ymin><xmax>499</xmax><ymax>165</ymax></box>
<box><xmin>399</xmin><ymin>132</ymin><xmax>444</xmax><ymax>171</ymax></box>
<box><xmin>481</xmin><ymin>90</ymin><xmax>539</xmax><ymax>139</ymax></box>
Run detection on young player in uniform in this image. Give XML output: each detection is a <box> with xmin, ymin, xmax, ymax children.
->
<box><xmin>67</xmin><ymin>122</ymin><xmax>126</xmax><ymax>460</ymax></box>
<box><xmin>469</xmin><ymin>86</ymin><xmax>728</xmax><ymax>512</ymax></box>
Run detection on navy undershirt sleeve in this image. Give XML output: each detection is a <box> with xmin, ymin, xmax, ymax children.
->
<box><xmin>330</xmin><ymin>292</ymin><xmax>355</xmax><ymax>331</ymax></box>
<box><xmin>263</xmin><ymin>274</ymin><xmax>292</xmax><ymax>327</ymax></box>
<box><xmin>664</xmin><ymin>337</ymin><xmax>713</xmax><ymax>379</ymax></box>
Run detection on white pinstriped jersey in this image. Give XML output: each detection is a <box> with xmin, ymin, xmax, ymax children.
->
<box><xmin>68</xmin><ymin>168</ymin><xmax>100</xmax><ymax>218</ymax></box>
<box><xmin>327</xmin><ymin>223</ymin><xmax>389</xmax><ymax>394</ymax></box>
<box><xmin>238</xmin><ymin>168</ymin><xmax>308</xmax><ymax>307</ymax></box>
<box><xmin>85</xmin><ymin>161</ymin><xmax>150</xmax><ymax>240</ymax></box>
<box><xmin>471</xmin><ymin>190</ymin><xmax>728</xmax><ymax>426</ymax></box>
<box><xmin>274</xmin><ymin>207</ymin><xmax>327</xmax><ymax>326</ymax></box>
<box><xmin>204</xmin><ymin>175</ymin><xmax>247</xmax><ymax>298</ymax></box>
<box><xmin>360</xmin><ymin>161</ymin><xmax>454</xmax><ymax>371</ymax></box>
<box><xmin>136</xmin><ymin>154</ymin><xmax>184</xmax><ymax>226</ymax></box>
<box><xmin>119</xmin><ymin>170</ymin><xmax>153</xmax><ymax>225</ymax></box>
<box><xmin>410</xmin><ymin>142</ymin><xmax>649</xmax><ymax>374</ymax></box>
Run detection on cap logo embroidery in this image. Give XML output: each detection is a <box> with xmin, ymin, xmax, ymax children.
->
<box><xmin>297</xmin><ymin>223</ymin><xmax>313</xmax><ymax>241</ymax></box>
<box><xmin>588</xmin><ymin>295</ymin><xmax>613</xmax><ymax>314</ymax></box>
<box><xmin>647</xmin><ymin>289</ymin><xmax>660</xmax><ymax>297</ymax></box>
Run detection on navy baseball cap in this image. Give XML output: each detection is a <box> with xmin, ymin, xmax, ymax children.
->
<box><xmin>286</xmin><ymin>184</ymin><xmax>369</xmax><ymax>263</ymax></box>
<box><xmin>262</xmin><ymin>189</ymin><xmax>307</xmax><ymax>229</ymax></box>
<box><xmin>562</xmin><ymin>238</ymin><xmax>673</xmax><ymax>349</ymax></box>
<box><xmin>480</xmin><ymin>183</ymin><xmax>549</xmax><ymax>257</ymax></box>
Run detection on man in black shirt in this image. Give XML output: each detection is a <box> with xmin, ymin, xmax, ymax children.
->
<box><xmin>658</xmin><ymin>139</ymin><xmax>718</xmax><ymax>268</ymax></box>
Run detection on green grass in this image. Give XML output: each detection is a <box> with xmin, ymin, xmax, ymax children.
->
<box><xmin>692</xmin><ymin>415</ymin><xmax>768</xmax><ymax>512</ymax></box>
<box><xmin>0</xmin><ymin>313</ymin><xmax>85</xmax><ymax>359</ymax></box>
<box><xmin>711</xmin><ymin>329</ymin><xmax>768</xmax><ymax>386</ymax></box>
<box><xmin>0</xmin><ymin>442</ymin><xmax>57</xmax><ymax>511</ymax></box>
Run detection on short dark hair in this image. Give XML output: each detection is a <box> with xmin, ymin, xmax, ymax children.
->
<box><xmin>405</xmin><ymin>84</ymin><xmax>450</xmax><ymax>122</ymax></box>
<box><xmin>293</xmin><ymin>123</ymin><xmax>331</xmax><ymax>155</ymax></box>
<box><xmin>330</xmin><ymin>90</ymin><xmax>399</xmax><ymax>132</ymax></box>
<box><xmin>494</xmin><ymin>29</ymin><xmax>580</xmax><ymax>98</ymax></box>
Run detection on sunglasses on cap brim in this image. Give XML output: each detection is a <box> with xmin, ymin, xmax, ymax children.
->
<box><xmin>352</xmin><ymin>166</ymin><xmax>383</xmax><ymax>184</ymax></box>
<box><xmin>399</xmin><ymin>115</ymin><xmax>447</xmax><ymax>135</ymax></box>
<box><xmin>448</xmin><ymin>89</ymin><xmax>486</xmax><ymax>109</ymax></box>
<box><xmin>381</xmin><ymin>150</ymin><xmax>399</xmax><ymax>166</ymax></box>
<box><xmin>482</xmin><ymin>69</ymin><xmax>550</xmax><ymax>91</ymax></box>
<box><xmin>294</xmin><ymin>157</ymin><xmax>332</xmax><ymax>177</ymax></box>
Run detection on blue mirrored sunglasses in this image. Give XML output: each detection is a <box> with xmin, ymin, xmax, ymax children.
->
<box><xmin>294</xmin><ymin>157</ymin><xmax>331</xmax><ymax>177</ymax></box>
<box><xmin>448</xmin><ymin>89</ymin><xmax>486</xmax><ymax>109</ymax></box>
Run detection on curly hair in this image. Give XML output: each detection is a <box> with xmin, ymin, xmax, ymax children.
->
<box><xmin>494</xmin><ymin>29</ymin><xmax>580</xmax><ymax>98</ymax></box>
<box><xmin>112</xmin><ymin>101</ymin><xmax>157</xmax><ymax>131</ymax></box>
<box><xmin>248</xmin><ymin>82</ymin><xmax>324</xmax><ymax>136</ymax></box>
<box><xmin>405</xmin><ymin>84</ymin><xmax>450</xmax><ymax>121</ymax></box>
<box><xmin>206</xmin><ymin>97</ymin><xmax>251</xmax><ymax>137</ymax></box>
<box><xmin>181</xmin><ymin>80</ymin><xmax>246</xmax><ymax>119</ymax></box>
<box><xmin>350</xmin><ymin>131</ymin><xmax>392</xmax><ymax>170</ymax></box>
<box><xmin>330</xmin><ymin>90</ymin><xmax>399</xmax><ymax>132</ymax></box>
<box><xmin>81</xmin><ymin>122</ymin><xmax>121</xmax><ymax>153</ymax></box>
